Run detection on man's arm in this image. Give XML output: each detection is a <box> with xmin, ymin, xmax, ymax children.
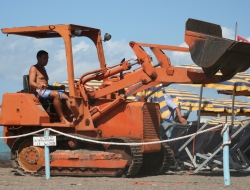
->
<box><xmin>163</xmin><ymin>94</ymin><xmax>187</xmax><ymax>124</ymax></box>
<box><xmin>175</xmin><ymin>107</ymin><xmax>187</xmax><ymax>124</ymax></box>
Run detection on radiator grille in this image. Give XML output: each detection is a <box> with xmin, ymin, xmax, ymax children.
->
<box><xmin>143</xmin><ymin>104</ymin><xmax>160</xmax><ymax>139</ymax></box>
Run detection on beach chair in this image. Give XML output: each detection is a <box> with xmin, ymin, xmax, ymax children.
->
<box><xmin>233</xmin><ymin>122</ymin><xmax>250</xmax><ymax>166</ymax></box>
<box><xmin>195</xmin><ymin>124</ymin><xmax>224</xmax><ymax>170</ymax></box>
<box><xmin>194</xmin><ymin>122</ymin><xmax>250</xmax><ymax>173</ymax></box>
<box><xmin>165</xmin><ymin>123</ymin><xmax>192</xmax><ymax>151</ymax></box>
<box><xmin>228</xmin><ymin>126</ymin><xmax>250</xmax><ymax>169</ymax></box>
<box><xmin>173</xmin><ymin>122</ymin><xmax>214</xmax><ymax>168</ymax></box>
<box><xmin>165</xmin><ymin>121</ymin><xmax>224</xmax><ymax>170</ymax></box>
<box><xmin>201</xmin><ymin>126</ymin><xmax>223</xmax><ymax>154</ymax></box>
<box><xmin>165</xmin><ymin>122</ymin><xmax>211</xmax><ymax>169</ymax></box>
<box><xmin>241</xmin><ymin>138</ymin><xmax>250</xmax><ymax>164</ymax></box>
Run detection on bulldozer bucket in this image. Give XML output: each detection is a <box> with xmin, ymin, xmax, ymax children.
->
<box><xmin>185</xmin><ymin>18</ymin><xmax>250</xmax><ymax>78</ymax></box>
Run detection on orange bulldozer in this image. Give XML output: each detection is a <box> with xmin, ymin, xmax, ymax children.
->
<box><xmin>1</xmin><ymin>18</ymin><xmax>250</xmax><ymax>177</ymax></box>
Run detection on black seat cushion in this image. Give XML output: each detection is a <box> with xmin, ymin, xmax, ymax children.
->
<box><xmin>23</xmin><ymin>75</ymin><xmax>30</xmax><ymax>93</ymax></box>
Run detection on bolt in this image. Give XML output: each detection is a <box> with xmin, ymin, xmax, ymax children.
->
<box><xmin>85</xmin><ymin>119</ymin><xmax>90</xmax><ymax>126</ymax></box>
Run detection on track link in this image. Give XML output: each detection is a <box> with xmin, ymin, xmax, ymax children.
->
<box><xmin>156</xmin><ymin>142</ymin><xmax>175</xmax><ymax>174</ymax></box>
<box><xmin>138</xmin><ymin>142</ymin><xmax>175</xmax><ymax>175</ymax></box>
<box><xmin>123</xmin><ymin>139</ymin><xmax>143</xmax><ymax>177</ymax></box>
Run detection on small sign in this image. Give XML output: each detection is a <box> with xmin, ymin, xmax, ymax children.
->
<box><xmin>33</xmin><ymin>136</ymin><xmax>57</xmax><ymax>146</ymax></box>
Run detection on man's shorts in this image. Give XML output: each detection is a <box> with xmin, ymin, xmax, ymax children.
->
<box><xmin>34</xmin><ymin>89</ymin><xmax>63</xmax><ymax>100</ymax></box>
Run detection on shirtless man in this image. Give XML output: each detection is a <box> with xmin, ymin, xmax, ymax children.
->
<box><xmin>29</xmin><ymin>50</ymin><xmax>72</xmax><ymax>124</ymax></box>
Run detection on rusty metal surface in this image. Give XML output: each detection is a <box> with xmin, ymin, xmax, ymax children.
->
<box><xmin>143</xmin><ymin>104</ymin><xmax>160</xmax><ymax>139</ymax></box>
<box><xmin>1</xmin><ymin>24</ymin><xmax>100</xmax><ymax>38</ymax></box>
<box><xmin>48</xmin><ymin>150</ymin><xmax>127</xmax><ymax>169</ymax></box>
<box><xmin>185</xmin><ymin>18</ymin><xmax>250</xmax><ymax>78</ymax></box>
<box><xmin>17</xmin><ymin>139</ymin><xmax>44</xmax><ymax>172</ymax></box>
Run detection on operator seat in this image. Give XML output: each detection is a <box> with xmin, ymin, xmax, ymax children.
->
<box><xmin>22</xmin><ymin>75</ymin><xmax>54</xmax><ymax>113</ymax></box>
<box><xmin>23</xmin><ymin>75</ymin><xmax>31</xmax><ymax>93</ymax></box>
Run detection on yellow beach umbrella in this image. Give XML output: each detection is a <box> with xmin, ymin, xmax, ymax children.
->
<box><xmin>207</xmin><ymin>117</ymin><xmax>242</xmax><ymax>126</ymax></box>
<box><xmin>176</xmin><ymin>64</ymin><xmax>250</xmax><ymax>127</ymax></box>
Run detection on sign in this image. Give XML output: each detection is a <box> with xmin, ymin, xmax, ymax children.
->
<box><xmin>33</xmin><ymin>136</ymin><xmax>57</xmax><ymax>146</ymax></box>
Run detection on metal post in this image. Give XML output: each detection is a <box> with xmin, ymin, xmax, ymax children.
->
<box><xmin>223</xmin><ymin>124</ymin><xmax>230</xmax><ymax>186</ymax></box>
<box><xmin>231</xmin><ymin>87</ymin><xmax>236</xmax><ymax>128</ymax></box>
<box><xmin>235</xmin><ymin>22</ymin><xmax>238</xmax><ymax>41</ymax></box>
<box><xmin>44</xmin><ymin>129</ymin><xmax>50</xmax><ymax>180</ymax></box>
<box><xmin>197</xmin><ymin>84</ymin><xmax>203</xmax><ymax>130</ymax></box>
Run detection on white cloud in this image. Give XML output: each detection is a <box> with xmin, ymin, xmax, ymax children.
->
<box><xmin>54</xmin><ymin>48</ymin><xmax>65</xmax><ymax>61</ymax></box>
<box><xmin>220</xmin><ymin>26</ymin><xmax>250</xmax><ymax>41</ymax></box>
<box><xmin>103</xmin><ymin>39</ymin><xmax>135</xmax><ymax>65</ymax></box>
<box><xmin>73</xmin><ymin>41</ymin><xmax>89</xmax><ymax>54</ymax></box>
<box><xmin>170</xmin><ymin>42</ymin><xmax>193</xmax><ymax>66</ymax></box>
<box><xmin>221</xmin><ymin>26</ymin><xmax>235</xmax><ymax>40</ymax></box>
<box><xmin>33</xmin><ymin>38</ymin><xmax>54</xmax><ymax>49</ymax></box>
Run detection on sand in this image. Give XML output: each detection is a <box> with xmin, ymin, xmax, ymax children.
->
<box><xmin>0</xmin><ymin>162</ymin><xmax>249</xmax><ymax>190</ymax></box>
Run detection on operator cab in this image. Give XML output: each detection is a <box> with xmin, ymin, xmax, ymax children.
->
<box><xmin>2</xmin><ymin>24</ymin><xmax>111</xmax><ymax>122</ymax></box>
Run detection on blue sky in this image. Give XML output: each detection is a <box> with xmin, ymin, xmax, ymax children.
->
<box><xmin>1</xmin><ymin>0</ymin><xmax>250</xmax><ymax>122</ymax></box>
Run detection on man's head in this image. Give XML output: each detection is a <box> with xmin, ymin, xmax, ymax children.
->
<box><xmin>37</xmin><ymin>50</ymin><xmax>48</xmax><ymax>66</ymax></box>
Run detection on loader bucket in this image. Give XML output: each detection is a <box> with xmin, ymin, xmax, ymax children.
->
<box><xmin>185</xmin><ymin>18</ymin><xmax>250</xmax><ymax>78</ymax></box>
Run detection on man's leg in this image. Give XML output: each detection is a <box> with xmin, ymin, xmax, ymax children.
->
<box><xmin>61</xmin><ymin>93</ymin><xmax>74</xmax><ymax>114</ymax></box>
<box><xmin>50</xmin><ymin>91</ymin><xmax>70</xmax><ymax>124</ymax></box>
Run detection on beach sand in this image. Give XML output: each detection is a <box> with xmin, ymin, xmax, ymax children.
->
<box><xmin>0</xmin><ymin>161</ymin><xmax>11</xmax><ymax>168</ymax></box>
<box><xmin>0</xmin><ymin>162</ymin><xmax>249</xmax><ymax>190</ymax></box>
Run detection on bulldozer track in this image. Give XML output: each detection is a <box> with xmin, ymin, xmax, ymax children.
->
<box><xmin>11</xmin><ymin>135</ymin><xmax>174</xmax><ymax>177</ymax></box>
<box><xmin>137</xmin><ymin>142</ymin><xmax>175</xmax><ymax>175</ymax></box>
<box><xmin>10</xmin><ymin>135</ymin><xmax>145</xmax><ymax>177</ymax></box>
<box><xmin>68</xmin><ymin>135</ymin><xmax>144</xmax><ymax>177</ymax></box>
<box><xmin>11</xmin><ymin>136</ymin><xmax>40</xmax><ymax>176</ymax></box>
<box><xmin>122</xmin><ymin>139</ymin><xmax>143</xmax><ymax>177</ymax></box>
<box><xmin>10</xmin><ymin>132</ymin><xmax>176</xmax><ymax>177</ymax></box>
<box><xmin>156</xmin><ymin>143</ymin><xmax>175</xmax><ymax>174</ymax></box>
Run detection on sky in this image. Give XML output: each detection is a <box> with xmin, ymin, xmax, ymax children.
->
<box><xmin>1</xmin><ymin>0</ymin><xmax>250</xmax><ymax>123</ymax></box>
